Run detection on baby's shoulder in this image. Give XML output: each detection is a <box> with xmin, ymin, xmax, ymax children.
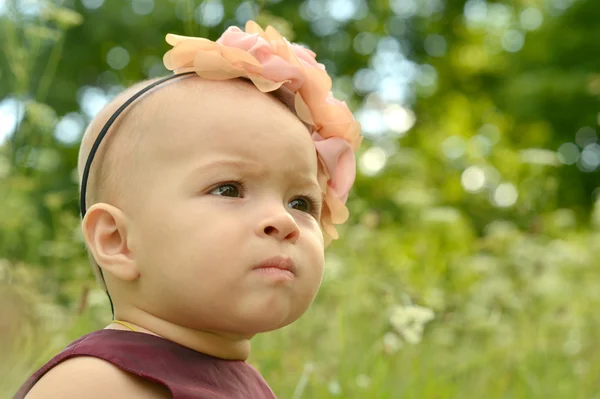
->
<box><xmin>24</xmin><ymin>356</ymin><xmax>171</xmax><ymax>399</ymax></box>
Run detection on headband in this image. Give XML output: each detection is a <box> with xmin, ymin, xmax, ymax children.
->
<box><xmin>80</xmin><ymin>21</ymin><xmax>363</xmax><ymax>313</ymax></box>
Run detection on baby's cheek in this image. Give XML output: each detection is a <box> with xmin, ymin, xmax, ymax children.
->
<box><xmin>301</xmin><ymin>245</ymin><xmax>324</xmax><ymax>289</ymax></box>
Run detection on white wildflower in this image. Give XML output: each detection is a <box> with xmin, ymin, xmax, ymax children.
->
<box><xmin>389</xmin><ymin>304</ymin><xmax>435</xmax><ymax>345</ymax></box>
<box><xmin>328</xmin><ymin>380</ymin><xmax>342</xmax><ymax>396</ymax></box>
<box><xmin>356</xmin><ymin>374</ymin><xmax>371</xmax><ymax>389</ymax></box>
<box><xmin>383</xmin><ymin>332</ymin><xmax>403</xmax><ymax>354</ymax></box>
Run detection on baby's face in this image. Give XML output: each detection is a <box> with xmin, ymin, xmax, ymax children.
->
<box><xmin>125</xmin><ymin>79</ymin><xmax>325</xmax><ymax>336</ymax></box>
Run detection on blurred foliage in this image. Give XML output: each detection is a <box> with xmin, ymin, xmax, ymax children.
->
<box><xmin>2</xmin><ymin>0</ymin><xmax>600</xmax><ymax>397</ymax></box>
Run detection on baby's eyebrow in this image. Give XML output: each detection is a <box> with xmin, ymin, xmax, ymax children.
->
<box><xmin>196</xmin><ymin>158</ymin><xmax>265</xmax><ymax>176</ymax></box>
<box><xmin>189</xmin><ymin>158</ymin><xmax>321</xmax><ymax>193</ymax></box>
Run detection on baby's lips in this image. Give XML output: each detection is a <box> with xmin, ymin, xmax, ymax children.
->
<box><xmin>253</xmin><ymin>255</ymin><xmax>297</xmax><ymax>275</ymax></box>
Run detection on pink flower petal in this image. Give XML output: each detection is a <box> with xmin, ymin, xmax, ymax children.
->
<box><xmin>312</xmin><ymin>133</ymin><xmax>356</xmax><ymax>203</ymax></box>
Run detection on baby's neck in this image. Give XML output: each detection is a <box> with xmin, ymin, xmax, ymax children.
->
<box><xmin>106</xmin><ymin>311</ymin><xmax>252</xmax><ymax>360</ymax></box>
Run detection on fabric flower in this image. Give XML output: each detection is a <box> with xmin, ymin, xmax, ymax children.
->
<box><xmin>163</xmin><ymin>21</ymin><xmax>363</xmax><ymax>246</ymax></box>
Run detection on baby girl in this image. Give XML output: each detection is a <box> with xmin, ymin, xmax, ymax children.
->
<box><xmin>15</xmin><ymin>21</ymin><xmax>362</xmax><ymax>399</ymax></box>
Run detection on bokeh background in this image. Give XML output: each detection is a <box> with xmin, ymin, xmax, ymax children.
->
<box><xmin>2</xmin><ymin>0</ymin><xmax>600</xmax><ymax>397</ymax></box>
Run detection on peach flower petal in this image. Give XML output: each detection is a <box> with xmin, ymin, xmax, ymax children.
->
<box><xmin>294</xmin><ymin>93</ymin><xmax>314</xmax><ymax>125</ymax></box>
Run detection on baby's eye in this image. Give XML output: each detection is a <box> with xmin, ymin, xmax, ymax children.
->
<box><xmin>210</xmin><ymin>181</ymin><xmax>245</xmax><ymax>198</ymax></box>
<box><xmin>289</xmin><ymin>198</ymin><xmax>310</xmax><ymax>213</ymax></box>
<box><xmin>289</xmin><ymin>195</ymin><xmax>321</xmax><ymax>217</ymax></box>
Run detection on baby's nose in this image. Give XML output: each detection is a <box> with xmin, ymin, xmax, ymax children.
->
<box><xmin>257</xmin><ymin>209</ymin><xmax>300</xmax><ymax>243</ymax></box>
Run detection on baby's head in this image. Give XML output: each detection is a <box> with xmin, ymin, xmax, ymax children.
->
<box><xmin>77</xmin><ymin>22</ymin><xmax>361</xmax><ymax>341</ymax></box>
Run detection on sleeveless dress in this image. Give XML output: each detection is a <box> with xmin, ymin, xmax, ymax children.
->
<box><xmin>14</xmin><ymin>329</ymin><xmax>278</xmax><ymax>399</ymax></box>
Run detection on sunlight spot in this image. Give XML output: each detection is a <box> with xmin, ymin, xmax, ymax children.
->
<box><xmin>384</xmin><ymin>104</ymin><xmax>415</xmax><ymax>135</ymax></box>
<box><xmin>478</xmin><ymin>123</ymin><xmax>501</xmax><ymax>144</ymax></box>
<box><xmin>520</xmin><ymin>7</ymin><xmax>543</xmax><ymax>30</ymax></box>
<box><xmin>442</xmin><ymin>136</ymin><xmax>466</xmax><ymax>159</ymax></box>
<box><xmin>0</xmin><ymin>97</ymin><xmax>25</xmax><ymax>145</ymax></box>
<box><xmin>356</xmin><ymin>108</ymin><xmax>386</xmax><ymax>136</ymax></box>
<box><xmin>575</xmin><ymin>126</ymin><xmax>597</xmax><ymax>148</ymax></box>
<box><xmin>195</xmin><ymin>0</ymin><xmax>224</xmax><ymax>27</ymax></box>
<box><xmin>54</xmin><ymin>112</ymin><xmax>85</xmax><ymax>145</ymax></box>
<box><xmin>578</xmin><ymin>143</ymin><xmax>600</xmax><ymax>172</ymax></box>
<box><xmin>520</xmin><ymin>148</ymin><xmax>559</xmax><ymax>166</ymax></box>
<box><xmin>502</xmin><ymin>30</ymin><xmax>525</xmax><ymax>53</ymax></box>
<box><xmin>359</xmin><ymin>146</ymin><xmax>387</xmax><ymax>176</ymax></box>
<box><xmin>353</xmin><ymin>32</ymin><xmax>378</xmax><ymax>55</ymax></box>
<box><xmin>327</xmin><ymin>0</ymin><xmax>358</xmax><ymax>22</ymax></box>
<box><xmin>81</xmin><ymin>0</ymin><xmax>104</xmax><ymax>10</ymax></box>
<box><xmin>464</xmin><ymin>0</ymin><xmax>487</xmax><ymax>24</ymax></box>
<box><xmin>311</xmin><ymin>16</ymin><xmax>339</xmax><ymax>36</ymax></box>
<box><xmin>132</xmin><ymin>0</ymin><xmax>154</xmax><ymax>15</ymax></box>
<box><xmin>78</xmin><ymin>86</ymin><xmax>109</xmax><ymax>118</ymax></box>
<box><xmin>487</xmin><ymin>3</ymin><xmax>512</xmax><ymax>30</ymax></box>
<box><xmin>390</xmin><ymin>0</ymin><xmax>416</xmax><ymax>19</ymax></box>
<box><xmin>352</xmin><ymin>68</ymin><xmax>379</xmax><ymax>93</ymax></box>
<box><xmin>424</xmin><ymin>34</ymin><xmax>447</xmax><ymax>57</ymax></box>
<box><xmin>557</xmin><ymin>142</ymin><xmax>579</xmax><ymax>165</ymax></box>
<box><xmin>492</xmin><ymin>183</ymin><xmax>518</xmax><ymax>207</ymax></box>
<box><xmin>106</xmin><ymin>46</ymin><xmax>130</xmax><ymax>70</ymax></box>
<box><xmin>17</xmin><ymin>0</ymin><xmax>43</xmax><ymax>17</ymax></box>
<box><xmin>417</xmin><ymin>64</ymin><xmax>437</xmax><ymax>87</ymax></box>
<box><xmin>235</xmin><ymin>1</ymin><xmax>258</xmax><ymax>24</ymax></box>
<box><xmin>461</xmin><ymin>166</ymin><xmax>486</xmax><ymax>193</ymax></box>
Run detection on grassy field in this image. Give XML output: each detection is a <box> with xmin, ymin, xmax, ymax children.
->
<box><xmin>3</xmin><ymin>212</ymin><xmax>600</xmax><ymax>398</ymax></box>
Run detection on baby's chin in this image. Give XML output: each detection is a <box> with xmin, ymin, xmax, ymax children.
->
<box><xmin>247</xmin><ymin>313</ymin><xmax>301</xmax><ymax>334</ymax></box>
<box><xmin>243</xmin><ymin>314</ymin><xmax>302</xmax><ymax>336</ymax></box>
<box><xmin>224</xmin><ymin>304</ymin><xmax>309</xmax><ymax>337</ymax></box>
<box><xmin>212</xmin><ymin>285</ymin><xmax>316</xmax><ymax>334</ymax></box>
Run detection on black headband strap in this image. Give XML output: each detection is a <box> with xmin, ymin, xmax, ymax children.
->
<box><xmin>79</xmin><ymin>71</ymin><xmax>194</xmax><ymax>317</ymax></box>
<box><xmin>79</xmin><ymin>72</ymin><xmax>194</xmax><ymax>218</ymax></box>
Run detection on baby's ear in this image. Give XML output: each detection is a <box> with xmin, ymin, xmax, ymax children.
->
<box><xmin>81</xmin><ymin>203</ymin><xmax>139</xmax><ymax>282</ymax></box>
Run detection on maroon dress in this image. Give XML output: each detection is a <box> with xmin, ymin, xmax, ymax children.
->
<box><xmin>14</xmin><ymin>329</ymin><xmax>278</xmax><ymax>399</ymax></box>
